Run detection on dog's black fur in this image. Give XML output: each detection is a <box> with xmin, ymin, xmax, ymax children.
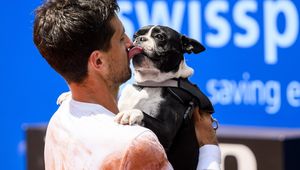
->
<box><xmin>118</xmin><ymin>25</ymin><xmax>214</xmax><ymax>170</ymax></box>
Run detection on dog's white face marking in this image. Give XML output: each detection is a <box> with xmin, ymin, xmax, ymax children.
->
<box><xmin>134</xmin><ymin>26</ymin><xmax>157</xmax><ymax>54</ymax></box>
<box><xmin>132</xmin><ymin>25</ymin><xmax>195</xmax><ymax>83</ymax></box>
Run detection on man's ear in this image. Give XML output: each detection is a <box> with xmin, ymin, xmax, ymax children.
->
<box><xmin>89</xmin><ymin>50</ymin><xmax>103</xmax><ymax>69</ymax></box>
<box><xmin>181</xmin><ymin>35</ymin><xmax>205</xmax><ymax>54</ymax></box>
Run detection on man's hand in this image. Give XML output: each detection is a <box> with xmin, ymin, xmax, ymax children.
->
<box><xmin>193</xmin><ymin>107</ymin><xmax>218</xmax><ymax>147</ymax></box>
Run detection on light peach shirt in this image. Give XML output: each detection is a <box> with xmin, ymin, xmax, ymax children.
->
<box><xmin>44</xmin><ymin>98</ymin><xmax>220</xmax><ymax>170</ymax></box>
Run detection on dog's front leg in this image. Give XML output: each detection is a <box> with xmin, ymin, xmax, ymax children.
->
<box><xmin>115</xmin><ymin>109</ymin><xmax>144</xmax><ymax>125</ymax></box>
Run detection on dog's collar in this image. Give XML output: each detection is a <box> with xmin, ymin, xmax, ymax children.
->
<box><xmin>134</xmin><ymin>78</ymin><xmax>215</xmax><ymax>114</ymax></box>
<box><xmin>134</xmin><ymin>79</ymin><xmax>179</xmax><ymax>87</ymax></box>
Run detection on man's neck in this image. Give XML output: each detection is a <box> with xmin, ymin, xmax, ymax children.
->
<box><xmin>69</xmin><ymin>79</ymin><xmax>119</xmax><ymax>114</ymax></box>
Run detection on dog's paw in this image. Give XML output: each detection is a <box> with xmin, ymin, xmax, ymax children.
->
<box><xmin>115</xmin><ymin>109</ymin><xmax>144</xmax><ymax>125</ymax></box>
<box><xmin>56</xmin><ymin>91</ymin><xmax>72</xmax><ymax>105</ymax></box>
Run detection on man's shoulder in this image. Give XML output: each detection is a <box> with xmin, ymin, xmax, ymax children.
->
<box><xmin>115</xmin><ymin>124</ymin><xmax>154</xmax><ymax>141</ymax></box>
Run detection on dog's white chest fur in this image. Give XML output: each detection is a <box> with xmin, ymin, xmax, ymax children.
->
<box><xmin>118</xmin><ymin>84</ymin><xmax>164</xmax><ymax>117</ymax></box>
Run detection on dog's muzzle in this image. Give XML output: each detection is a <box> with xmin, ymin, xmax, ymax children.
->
<box><xmin>128</xmin><ymin>46</ymin><xmax>144</xmax><ymax>59</ymax></box>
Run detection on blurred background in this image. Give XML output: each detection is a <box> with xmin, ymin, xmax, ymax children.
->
<box><xmin>1</xmin><ymin>0</ymin><xmax>299</xmax><ymax>169</ymax></box>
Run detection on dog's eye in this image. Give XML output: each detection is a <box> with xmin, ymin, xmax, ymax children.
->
<box><xmin>155</xmin><ymin>34</ymin><xmax>164</xmax><ymax>40</ymax></box>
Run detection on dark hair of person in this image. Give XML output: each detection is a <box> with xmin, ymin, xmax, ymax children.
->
<box><xmin>33</xmin><ymin>0</ymin><xmax>119</xmax><ymax>83</ymax></box>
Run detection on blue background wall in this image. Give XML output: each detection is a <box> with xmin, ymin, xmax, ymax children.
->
<box><xmin>1</xmin><ymin>0</ymin><xmax>299</xmax><ymax>169</ymax></box>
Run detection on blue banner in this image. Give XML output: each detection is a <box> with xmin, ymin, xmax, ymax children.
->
<box><xmin>1</xmin><ymin>0</ymin><xmax>299</xmax><ymax>169</ymax></box>
<box><xmin>117</xmin><ymin>0</ymin><xmax>300</xmax><ymax>127</ymax></box>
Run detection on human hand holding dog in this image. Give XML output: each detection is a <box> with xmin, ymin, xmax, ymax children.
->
<box><xmin>193</xmin><ymin>107</ymin><xmax>218</xmax><ymax>147</ymax></box>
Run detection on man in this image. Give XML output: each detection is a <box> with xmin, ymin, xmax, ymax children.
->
<box><xmin>33</xmin><ymin>0</ymin><xmax>221</xmax><ymax>169</ymax></box>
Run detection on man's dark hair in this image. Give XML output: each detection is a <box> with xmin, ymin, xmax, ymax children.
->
<box><xmin>33</xmin><ymin>0</ymin><xmax>119</xmax><ymax>83</ymax></box>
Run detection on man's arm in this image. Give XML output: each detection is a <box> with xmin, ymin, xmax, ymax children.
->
<box><xmin>111</xmin><ymin>122</ymin><xmax>220</xmax><ymax>170</ymax></box>
<box><xmin>112</xmin><ymin>107</ymin><xmax>221</xmax><ymax>170</ymax></box>
<box><xmin>121</xmin><ymin>130</ymin><xmax>173</xmax><ymax>170</ymax></box>
<box><xmin>193</xmin><ymin>107</ymin><xmax>221</xmax><ymax>170</ymax></box>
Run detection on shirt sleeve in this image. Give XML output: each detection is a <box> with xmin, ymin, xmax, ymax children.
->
<box><xmin>122</xmin><ymin>130</ymin><xmax>173</xmax><ymax>170</ymax></box>
<box><xmin>100</xmin><ymin>129</ymin><xmax>220</xmax><ymax>170</ymax></box>
<box><xmin>197</xmin><ymin>144</ymin><xmax>221</xmax><ymax>170</ymax></box>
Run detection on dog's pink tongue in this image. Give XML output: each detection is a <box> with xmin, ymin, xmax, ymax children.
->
<box><xmin>129</xmin><ymin>46</ymin><xmax>143</xmax><ymax>59</ymax></box>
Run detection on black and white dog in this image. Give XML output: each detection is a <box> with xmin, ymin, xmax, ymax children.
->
<box><xmin>117</xmin><ymin>25</ymin><xmax>215</xmax><ymax>170</ymax></box>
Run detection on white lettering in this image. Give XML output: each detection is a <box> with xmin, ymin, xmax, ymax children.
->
<box><xmin>205</xmin><ymin>0</ymin><xmax>231</xmax><ymax>47</ymax></box>
<box><xmin>188</xmin><ymin>1</ymin><xmax>202</xmax><ymax>41</ymax></box>
<box><xmin>264</xmin><ymin>0</ymin><xmax>299</xmax><ymax>64</ymax></box>
<box><xmin>234</xmin><ymin>0</ymin><xmax>259</xmax><ymax>47</ymax></box>
<box><xmin>206</xmin><ymin>72</ymin><xmax>281</xmax><ymax>114</ymax></box>
<box><xmin>118</xmin><ymin>1</ymin><xmax>135</xmax><ymax>37</ymax></box>
<box><xmin>206</xmin><ymin>79</ymin><xmax>219</xmax><ymax>104</ymax></box>
<box><xmin>264</xmin><ymin>81</ymin><xmax>281</xmax><ymax>114</ymax></box>
<box><xmin>119</xmin><ymin>0</ymin><xmax>299</xmax><ymax>65</ymax></box>
<box><xmin>287</xmin><ymin>81</ymin><xmax>300</xmax><ymax>107</ymax></box>
<box><xmin>220</xmin><ymin>143</ymin><xmax>257</xmax><ymax>170</ymax></box>
<box><xmin>134</xmin><ymin>1</ymin><xmax>149</xmax><ymax>27</ymax></box>
<box><xmin>233</xmin><ymin>73</ymin><xmax>252</xmax><ymax>105</ymax></box>
<box><xmin>135</xmin><ymin>1</ymin><xmax>185</xmax><ymax>31</ymax></box>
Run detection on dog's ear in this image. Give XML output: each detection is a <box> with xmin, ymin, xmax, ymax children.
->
<box><xmin>181</xmin><ymin>35</ymin><xmax>205</xmax><ymax>54</ymax></box>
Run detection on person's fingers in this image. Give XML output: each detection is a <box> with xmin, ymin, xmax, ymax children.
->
<box><xmin>193</xmin><ymin>106</ymin><xmax>218</xmax><ymax>146</ymax></box>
